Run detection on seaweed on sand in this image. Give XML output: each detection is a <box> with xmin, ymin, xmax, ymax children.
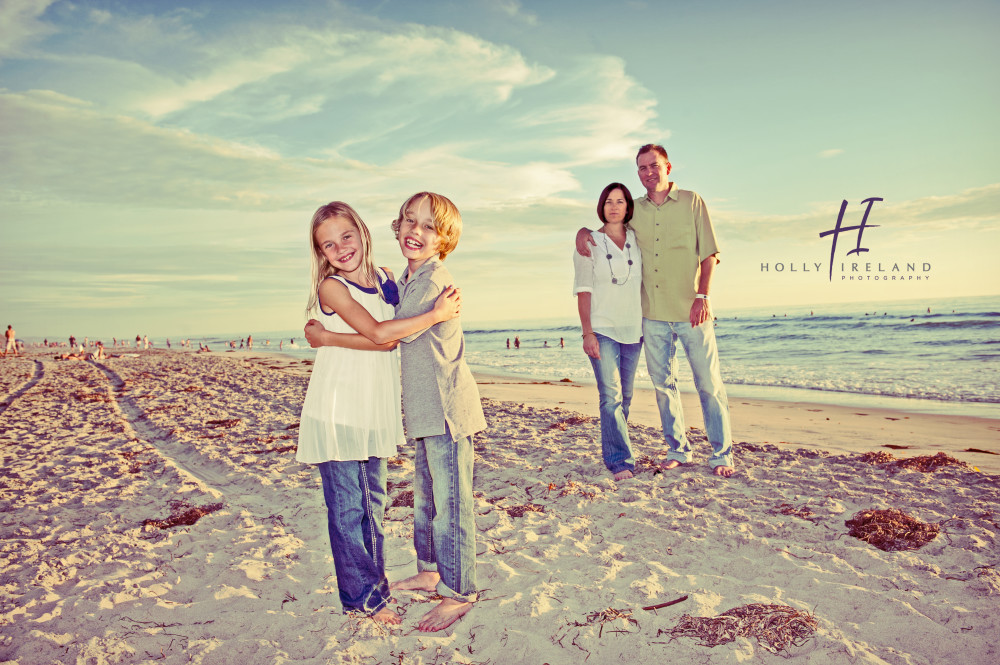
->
<box><xmin>845</xmin><ymin>508</ymin><xmax>940</xmax><ymax>551</ymax></box>
<box><xmin>664</xmin><ymin>603</ymin><xmax>818</xmax><ymax>654</ymax></box>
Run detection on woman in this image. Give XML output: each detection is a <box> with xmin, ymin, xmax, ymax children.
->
<box><xmin>573</xmin><ymin>182</ymin><xmax>643</xmax><ymax>480</ymax></box>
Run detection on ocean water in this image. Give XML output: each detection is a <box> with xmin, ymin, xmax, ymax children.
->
<box><xmin>460</xmin><ymin>295</ymin><xmax>1000</xmax><ymax>417</ymax></box>
<box><xmin>114</xmin><ymin>295</ymin><xmax>1000</xmax><ymax>418</ymax></box>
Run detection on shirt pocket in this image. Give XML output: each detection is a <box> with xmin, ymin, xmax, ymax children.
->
<box><xmin>667</xmin><ymin>218</ymin><xmax>695</xmax><ymax>251</ymax></box>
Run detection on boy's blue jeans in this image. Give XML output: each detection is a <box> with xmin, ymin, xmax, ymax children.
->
<box><xmin>413</xmin><ymin>427</ymin><xmax>478</xmax><ymax>603</ymax></box>
<box><xmin>318</xmin><ymin>457</ymin><xmax>391</xmax><ymax>614</ymax></box>
<box><xmin>588</xmin><ymin>333</ymin><xmax>642</xmax><ymax>474</ymax></box>
<box><xmin>642</xmin><ymin>318</ymin><xmax>733</xmax><ymax>469</ymax></box>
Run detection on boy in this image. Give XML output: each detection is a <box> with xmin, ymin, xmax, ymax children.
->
<box><xmin>388</xmin><ymin>191</ymin><xmax>485</xmax><ymax>632</ymax></box>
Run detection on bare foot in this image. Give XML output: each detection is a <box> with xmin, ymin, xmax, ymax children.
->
<box><xmin>417</xmin><ymin>597</ymin><xmax>473</xmax><ymax>632</ymax></box>
<box><xmin>713</xmin><ymin>465</ymin><xmax>735</xmax><ymax>478</ymax></box>
<box><xmin>613</xmin><ymin>469</ymin><xmax>634</xmax><ymax>480</ymax></box>
<box><xmin>371</xmin><ymin>606</ymin><xmax>402</xmax><ymax>625</ymax></box>
<box><xmin>660</xmin><ymin>460</ymin><xmax>683</xmax><ymax>471</ymax></box>
<box><xmin>390</xmin><ymin>571</ymin><xmax>440</xmax><ymax>592</ymax></box>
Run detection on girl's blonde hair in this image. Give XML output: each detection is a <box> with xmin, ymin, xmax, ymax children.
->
<box><xmin>306</xmin><ymin>201</ymin><xmax>382</xmax><ymax>316</ymax></box>
<box><xmin>391</xmin><ymin>192</ymin><xmax>463</xmax><ymax>260</ymax></box>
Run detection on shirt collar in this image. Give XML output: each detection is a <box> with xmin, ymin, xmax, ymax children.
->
<box><xmin>400</xmin><ymin>256</ymin><xmax>442</xmax><ymax>285</ymax></box>
<box><xmin>639</xmin><ymin>183</ymin><xmax>679</xmax><ymax>205</ymax></box>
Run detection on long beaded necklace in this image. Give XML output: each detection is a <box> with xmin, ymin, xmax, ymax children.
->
<box><xmin>600</xmin><ymin>230</ymin><xmax>633</xmax><ymax>285</ymax></box>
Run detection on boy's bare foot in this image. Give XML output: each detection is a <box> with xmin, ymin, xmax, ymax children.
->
<box><xmin>417</xmin><ymin>597</ymin><xmax>473</xmax><ymax>632</ymax></box>
<box><xmin>390</xmin><ymin>571</ymin><xmax>440</xmax><ymax>592</ymax></box>
<box><xmin>660</xmin><ymin>460</ymin><xmax>683</xmax><ymax>471</ymax></box>
<box><xmin>613</xmin><ymin>469</ymin><xmax>634</xmax><ymax>480</ymax></box>
<box><xmin>372</xmin><ymin>606</ymin><xmax>402</xmax><ymax>625</ymax></box>
<box><xmin>713</xmin><ymin>465</ymin><xmax>735</xmax><ymax>478</ymax></box>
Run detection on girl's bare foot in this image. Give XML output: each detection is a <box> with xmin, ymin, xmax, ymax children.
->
<box><xmin>372</xmin><ymin>606</ymin><xmax>402</xmax><ymax>625</ymax></box>
<box><xmin>660</xmin><ymin>460</ymin><xmax>683</xmax><ymax>471</ymax></box>
<box><xmin>390</xmin><ymin>571</ymin><xmax>440</xmax><ymax>592</ymax></box>
<box><xmin>613</xmin><ymin>469</ymin><xmax>634</xmax><ymax>480</ymax></box>
<box><xmin>713</xmin><ymin>465</ymin><xmax>735</xmax><ymax>478</ymax></box>
<box><xmin>417</xmin><ymin>598</ymin><xmax>473</xmax><ymax>632</ymax></box>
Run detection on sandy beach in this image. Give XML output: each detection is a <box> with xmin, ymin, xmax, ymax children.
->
<box><xmin>2</xmin><ymin>349</ymin><xmax>998</xmax><ymax>664</ymax></box>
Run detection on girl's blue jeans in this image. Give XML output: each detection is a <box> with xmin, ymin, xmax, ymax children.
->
<box><xmin>588</xmin><ymin>333</ymin><xmax>643</xmax><ymax>474</ymax></box>
<box><xmin>318</xmin><ymin>457</ymin><xmax>391</xmax><ymax>614</ymax></box>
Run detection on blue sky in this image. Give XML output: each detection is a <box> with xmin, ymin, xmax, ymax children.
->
<box><xmin>2</xmin><ymin>0</ymin><xmax>998</xmax><ymax>339</ymax></box>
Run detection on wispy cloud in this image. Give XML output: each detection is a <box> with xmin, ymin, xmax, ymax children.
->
<box><xmin>0</xmin><ymin>0</ymin><xmax>57</xmax><ymax>58</ymax></box>
<box><xmin>717</xmin><ymin>184</ymin><xmax>1000</xmax><ymax>242</ymax></box>
<box><xmin>819</xmin><ymin>148</ymin><xmax>843</xmax><ymax>158</ymax></box>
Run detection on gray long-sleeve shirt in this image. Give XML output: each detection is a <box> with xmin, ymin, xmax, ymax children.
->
<box><xmin>396</xmin><ymin>258</ymin><xmax>487</xmax><ymax>441</ymax></box>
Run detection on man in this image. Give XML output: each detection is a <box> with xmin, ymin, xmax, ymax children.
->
<box><xmin>4</xmin><ymin>325</ymin><xmax>17</xmax><ymax>358</ymax></box>
<box><xmin>577</xmin><ymin>144</ymin><xmax>734</xmax><ymax>477</ymax></box>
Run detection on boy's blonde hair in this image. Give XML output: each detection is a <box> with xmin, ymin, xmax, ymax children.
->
<box><xmin>391</xmin><ymin>192</ymin><xmax>462</xmax><ymax>260</ymax></box>
<box><xmin>306</xmin><ymin>201</ymin><xmax>382</xmax><ymax>315</ymax></box>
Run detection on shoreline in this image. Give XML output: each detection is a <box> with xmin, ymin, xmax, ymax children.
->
<box><xmin>472</xmin><ymin>372</ymin><xmax>1000</xmax><ymax>475</ymax></box>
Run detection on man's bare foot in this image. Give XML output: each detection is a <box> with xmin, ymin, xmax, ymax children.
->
<box><xmin>390</xmin><ymin>571</ymin><xmax>440</xmax><ymax>592</ymax></box>
<box><xmin>613</xmin><ymin>469</ymin><xmax>634</xmax><ymax>480</ymax></box>
<box><xmin>713</xmin><ymin>465</ymin><xmax>735</xmax><ymax>478</ymax></box>
<box><xmin>417</xmin><ymin>597</ymin><xmax>473</xmax><ymax>632</ymax></box>
<box><xmin>660</xmin><ymin>460</ymin><xmax>683</xmax><ymax>471</ymax></box>
<box><xmin>371</xmin><ymin>606</ymin><xmax>402</xmax><ymax>625</ymax></box>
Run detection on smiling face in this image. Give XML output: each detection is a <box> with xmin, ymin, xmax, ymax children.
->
<box><xmin>637</xmin><ymin>150</ymin><xmax>671</xmax><ymax>195</ymax></box>
<box><xmin>397</xmin><ymin>195</ymin><xmax>441</xmax><ymax>272</ymax></box>
<box><xmin>314</xmin><ymin>215</ymin><xmax>365</xmax><ymax>280</ymax></box>
<box><xmin>603</xmin><ymin>188</ymin><xmax>628</xmax><ymax>225</ymax></box>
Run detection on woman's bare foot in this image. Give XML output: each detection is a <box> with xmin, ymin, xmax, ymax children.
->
<box><xmin>660</xmin><ymin>460</ymin><xmax>683</xmax><ymax>471</ymax></box>
<box><xmin>371</xmin><ymin>606</ymin><xmax>402</xmax><ymax>625</ymax></box>
<box><xmin>613</xmin><ymin>469</ymin><xmax>634</xmax><ymax>480</ymax></box>
<box><xmin>390</xmin><ymin>571</ymin><xmax>440</xmax><ymax>592</ymax></box>
<box><xmin>713</xmin><ymin>465</ymin><xmax>735</xmax><ymax>478</ymax></box>
<box><xmin>417</xmin><ymin>597</ymin><xmax>473</xmax><ymax>632</ymax></box>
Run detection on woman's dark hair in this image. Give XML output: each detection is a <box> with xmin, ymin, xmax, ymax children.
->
<box><xmin>597</xmin><ymin>182</ymin><xmax>634</xmax><ymax>225</ymax></box>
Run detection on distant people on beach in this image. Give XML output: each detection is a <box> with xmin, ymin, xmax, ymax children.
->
<box><xmin>303</xmin><ymin>193</ymin><xmax>484</xmax><ymax>632</ymax></box>
<box><xmin>297</xmin><ymin>198</ymin><xmax>464</xmax><ymax>628</ymax></box>
<box><xmin>247</xmin><ymin>334</ymin><xmax>253</xmax><ymax>350</ymax></box>
<box><xmin>4</xmin><ymin>325</ymin><xmax>17</xmax><ymax>358</ymax></box>
<box><xmin>514</xmin><ymin>335</ymin><xmax>520</xmax><ymax>349</ymax></box>
<box><xmin>573</xmin><ymin>182</ymin><xmax>642</xmax><ymax>481</ymax></box>
<box><xmin>560</xmin><ymin>337</ymin><xmax>565</xmax><ymax>348</ymax></box>
<box><xmin>577</xmin><ymin>144</ymin><xmax>734</xmax><ymax>477</ymax></box>
<box><xmin>506</xmin><ymin>338</ymin><xmax>510</xmax><ymax>349</ymax></box>
<box><xmin>135</xmin><ymin>335</ymin><xmax>141</xmax><ymax>349</ymax></box>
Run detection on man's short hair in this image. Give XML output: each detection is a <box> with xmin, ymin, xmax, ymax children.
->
<box><xmin>637</xmin><ymin>143</ymin><xmax>669</xmax><ymax>163</ymax></box>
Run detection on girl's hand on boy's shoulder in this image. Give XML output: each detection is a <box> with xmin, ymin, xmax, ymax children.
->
<box><xmin>432</xmin><ymin>285</ymin><xmax>462</xmax><ymax>322</ymax></box>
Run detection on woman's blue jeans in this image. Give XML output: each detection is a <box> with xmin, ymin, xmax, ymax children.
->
<box><xmin>588</xmin><ymin>333</ymin><xmax>643</xmax><ymax>474</ymax></box>
<box><xmin>317</xmin><ymin>457</ymin><xmax>391</xmax><ymax>614</ymax></box>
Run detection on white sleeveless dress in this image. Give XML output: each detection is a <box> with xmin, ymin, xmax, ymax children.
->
<box><xmin>296</xmin><ymin>271</ymin><xmax>404</xmax><ymax>463</ymax></box>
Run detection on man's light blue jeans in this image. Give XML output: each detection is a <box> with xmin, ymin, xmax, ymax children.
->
<box><xmin>317</xmin><ymin>457</ymin><xmax>392</xmax><ymax>614</ymax></box>
<box><xmin>642</xmin><ymin>318</ymin><xmax>733</xmax><ymax>469</ymax></box>
<box><xmin>414</xmin><ymin>427</ymin><xmax>478</xmax><ymax>603</ymax></box>
<box><xmin>588</xmin><ymin>333</ymin><xmax>643</xmax><ymax>474</ymax></box>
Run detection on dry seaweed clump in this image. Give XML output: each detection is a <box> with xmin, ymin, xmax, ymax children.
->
<box><xmin>845</xmin><ymin>508</ymin><xmax>939</xmax><ymax>551</ymax></box>
<box><xmin>143</xmin><ymin>500</ymin><xmax>224</xmax><ymax>530</ymax></box>
<box><xmin>664</xmin><ymin>604</ymin><xmax>817</xmax><ymax>654</ymax></box>
<box><xmin>548</xmin><ymin>415</ymin><xmax>594</xmax><ymax>430</ymax></box>
<box><xmin>860</xmin><ymin>451</ymin><xmax>896</xmax><ymax>465</ymax></box>
<box><xmin>889</xmin><ymin>452</ymin><xmax>967</xmax><ymax>473</ymax></box>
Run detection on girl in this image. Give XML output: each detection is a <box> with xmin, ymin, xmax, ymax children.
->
<box><xmin>573</xmin><ymin>183</ymin><xmax>643</xmax><ymax>481</ymax></box>
<box><xmin>297</xmin><ymin>201</ymin><xmax>460</xmax><ymax>624</ymax></box>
